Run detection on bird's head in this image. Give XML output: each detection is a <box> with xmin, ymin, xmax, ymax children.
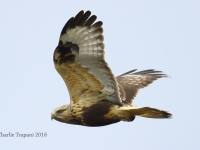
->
<box><xmin>51</xmin><ymin>104</ymin><xmax>70</xmax><ymax>123</ymax></box>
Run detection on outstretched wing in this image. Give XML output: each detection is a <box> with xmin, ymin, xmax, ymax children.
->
<box><xmin>53</xmin><ymin>11</ymin><xmax>121</xmax><ymax>104</ymax></box>
<box><xmin>116</xmin><ymin>69</ymin><xmax>167</xmax><ymax>105</ymax></box>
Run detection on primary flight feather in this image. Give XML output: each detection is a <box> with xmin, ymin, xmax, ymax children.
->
<box><xmin>51</xmin><ymin>10</ymin><xmax>172</xmax><ymax>127</ymax></box>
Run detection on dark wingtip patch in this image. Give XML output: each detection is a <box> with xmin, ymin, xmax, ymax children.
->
<box><xmin>92</xmin><ymin>21</ymin><xmax>103</xmax><ymax>28</ymax></box>
<box><xmin>60</xmin><ymin>17</ymin><xmax>74</xmax><ymax>36</ymax></box>
<box><xmin>54</xmin><ymin>41</ymin><xmax>79</xmax><ymax>64</ymax></box>
<box><xmin>60</xmin><ymin>10</ymin><xmax>99</xmax><ymax>36</ymax></box>
<box><xmin>118</xmin><ymin>69</ymin><xmax>168</xmax><ymax>78</ymax></box>
<box><xmin>79</xmin><ymin>11</ymin><xmax>91</xmax><ymax>26</ymax></box>
<box><xmin>84</xmin><ymin>15</ymin><xmax>97</xmax><ymax>26</ymax></box>
<box><xmin>70</xmin><ymin>11</ymin><xmax>85</xmax><ymax>28</ymax></box>
<box><xmin>118</xmin><ymin>69</ymin><xmax>137</xmax><ymax>76</ymax></box>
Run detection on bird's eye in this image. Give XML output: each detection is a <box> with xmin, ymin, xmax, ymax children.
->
<box><xmin>56</xmin><ymin>110</ymin><xmax>64</xmax><ymax>114</ymax></box>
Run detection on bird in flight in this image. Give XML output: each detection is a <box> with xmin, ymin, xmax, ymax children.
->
<box><xmin>51</xmin><ymin>10</ymin><xmax>172</xmax><ymax>127</ymax></box>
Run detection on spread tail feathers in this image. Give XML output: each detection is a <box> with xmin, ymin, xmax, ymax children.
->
<box><xmin>119</xmin><ymin>106</ymin><xmax>172</xmax><ymax>119</ymax></box>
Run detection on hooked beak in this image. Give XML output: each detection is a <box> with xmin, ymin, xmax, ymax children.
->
<box><xmin>51</xmin><ymin>113</ymin><xmax>55</xmax><ymax>121</ymax></box>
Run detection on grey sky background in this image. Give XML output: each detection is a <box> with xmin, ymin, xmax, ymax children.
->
<box><xmin>0</xmin><ymin>0</ymin><xmax>199</xmax><ymax>149</ymax></box>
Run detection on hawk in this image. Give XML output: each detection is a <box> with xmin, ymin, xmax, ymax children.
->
<box><xmin>51</xmin><ymin>10</ymin><xmax>172</xmax><ymax>127</ymax></box>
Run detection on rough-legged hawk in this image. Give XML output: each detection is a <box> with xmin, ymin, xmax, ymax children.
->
<box><xmin>51</xmin><ymin>10</ymin><xmax>172</xmax><ymax>127</ymax></box>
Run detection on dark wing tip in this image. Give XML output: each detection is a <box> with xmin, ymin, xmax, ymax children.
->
<box><xmin>60</xmin><ymin>17</ymin><xmax>74</xmax><ymax>35</ymax></box>
<box><xmin>117</xmin><ymin>69</ymin><xmax>137</xmax><ymax>76</ymax></box>
<box><xmin>92</xmin><ymin>21</ymin><xmax>103</xmax><ymax>28</ymax></box>
<box><xmin>132</xmin><ymin>69</ymin><xmax>169</xmax><ymax>78</ymax></box>
<box><xmin>60</xmin><ymin>10</ymin><xmax>98</xmax><ymax>36</ymax></box>
<box><xmin>118</xmin><ymin>69</ymin><xmax>169</xmax><ymax>78</ymax></box>
<box><xmin>84</xmin><ymin>15</ymin><xmax>97</xmax><ymax>26</ymax></box>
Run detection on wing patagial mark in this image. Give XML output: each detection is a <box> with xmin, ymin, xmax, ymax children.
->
<box><xmin>54</xmin><ymin>41</ymin><xmax>79</xmax><ymax>64</ymax></box>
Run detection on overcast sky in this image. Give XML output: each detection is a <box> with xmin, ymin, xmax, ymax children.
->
<box><xmin>1</xmin><ymin>0</ymin><xmax>200</xmax><ymax>150</ymax></box>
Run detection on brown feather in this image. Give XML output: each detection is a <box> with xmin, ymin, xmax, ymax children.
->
<box><xmin>82</xmin><ymin>100</ymin><xmax>120</xmax><ymax>126</ymax></box>
<box><xmin>116</xmin><ymin>69</ymin><xmax>167</xmax><ymax>105</ymax></box>
<box><xmin>54</xmin><ymin>10</ymin><xmax>121</xmax><ymax>104</ymax></box>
